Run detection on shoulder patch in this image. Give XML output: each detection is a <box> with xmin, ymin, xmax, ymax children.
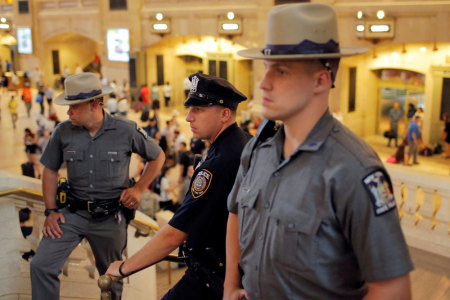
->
<box><xmin>136</xmin><ymin>125</ymin><xmax>148</xmax><ymax>139</ymax></box>
<box><xmin>363</xmin><ymin>170</ymin><xmax>396</xmax><ymax>216</ymax></box>
<box><xmin>191</xmin><ymin>169</ymin><xmax>212</xmax><ymax>198</ymax></box>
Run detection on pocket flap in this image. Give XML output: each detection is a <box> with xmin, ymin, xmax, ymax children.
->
<box><xmin>270</xmin><ymin>205</ymin><xmax>319</xmax><ymax>235</ymax></box>
<box><xmin>100</xmin><ymin>151</ymin><xmax>121</xmax><ymax>162</ymax></box>
<box><xmin>237</xmin><ymin>186</ymin><xmax>259</xmax><ymax>209</ymax></box>
<box><xmin>63</xmin><ymin>150</ymin><xmax>83</xmax><ymax>162</ymax></box>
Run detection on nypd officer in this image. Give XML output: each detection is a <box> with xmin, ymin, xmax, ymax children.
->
<box><xmin>107</xmin><ymin>73</ymin><xmax>251</xmax><ymax>299</ymax></box>
<box><xmin>30</xmin><ymin>72</ymin><xmax>165</xmax><ymax>300</ymax></box>
<box><xmin>225</xmin><ymin>3</ymin><xmax>414</xmax><ymax>300</ymax></box>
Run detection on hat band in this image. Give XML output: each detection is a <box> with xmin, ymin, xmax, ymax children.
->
<box><xmin>65</xmin><ymin>89</ymin><xmax>102</xmax><ymax>100</ymax></box>
<box><xmin>261</xmin><ymin>39</ymin><xmax>339</xmax><ymax>56</ymax></box>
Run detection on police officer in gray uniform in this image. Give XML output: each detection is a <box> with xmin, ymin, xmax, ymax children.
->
<box><xmin>225</xmin><ymin>4</ymin><xmax>414</xmax><ymax>300</ymax></box>
<box><xmin>30</xmin><ymin>72</ymin><xmax>165</xmax><ymax>300</ymax></box>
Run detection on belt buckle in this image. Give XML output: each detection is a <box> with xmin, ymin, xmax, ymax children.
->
<box><xmin>87</xmin><ymin>201</ymin><xmax>95</xmax><ymax>214</ymax></box>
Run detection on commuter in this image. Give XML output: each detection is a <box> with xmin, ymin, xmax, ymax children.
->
<box><xmin>22</xmin><ymin>82</ymin><xmax>32</xmax><ymax>118</ymax></box>
<box><xmin>30</xmin><ymin>72</ymin><xmax>165</xmax><ymax>300</ymax></box>
<box><xmin>388</xmin><ymin>102</ymin><xmax>403</xmax><ymax>147</ymax></box>
<box><xmin>107</xmin><ymin>73</ymin><xmax>250</xmax><ymax>300</ymax></box>
<box><xmin>151</xmin><ymin>83</ymin><xmax>160</xmax><ymax>114</ymax></box>
<box><xmin>224</xmin><ymin>4</ymin><xmax>413</xmax><ymax>300</ymax></box>
<box><xmin>44</xmin><ymin>85</ymin><xmax>54</xmax><ymax>107</ymax></box>
<box><xmin>406</xmin><ymin>115</ymin><xmax>421</xmax><ymax>165</ymax></box>
<box><xmin>407</xmin><ymin>103</ymin><xmax>416</xmax><ymax>119</ymax></box>
<box><xmin>443</xmin><ymin>112</ymin><xmax>450</xmax><ymax>158</ymax></box>
<box><xmin>24</xmin><ymin>128</ymin><xmax>40</xmax><ymax>178</ymax></box>
<box><xmin>8</xmin><ymin>95</ymin><xmax>18</xmax><ymax>129</ymax></box>
<box><xmin>183</xmin><ymin>76</ymin><xmax>191</xmax><ymax>98</ymax></box>
<box><xmin>163</xmin><ymin>81</ymin><xmax>172</xmax><ymax>106</ymax></box>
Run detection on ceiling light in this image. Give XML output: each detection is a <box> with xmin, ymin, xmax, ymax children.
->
<box><xmin>377</xmin><ymin>10</ymin><xmax>385</xmax><ymax>20</ymax></box>
<box><xmin>227</xmin><ymin>12</ymin><xmax>235</xmax><ymax>20</ymax></box>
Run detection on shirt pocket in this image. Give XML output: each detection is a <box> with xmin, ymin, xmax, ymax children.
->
<box><xmin>236</xmin><ymin>186</ymin><xmax>259</xmax><ymax>247</ymax></box>
<box><xmin>63</xmin><ymin>150</ymin><xmax>87</xmax><ymax>182</ymax></box>
<box><xmin>268</xmin><ymin>204</ymin><xmax>321</xmax><ymax>273</ymax></box>
<box><xmin>99</xmin><ymin>151</ymin><xmax>122</xmax><ymax>179</ymax></box>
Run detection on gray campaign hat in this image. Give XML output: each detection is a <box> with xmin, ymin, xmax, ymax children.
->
<box><xmin>238</xmin><ymin>3</ymin><xmax>367</xmax><ymax>60</ymax></box>
<box><xmin>183</xmin><ymin>73</ymin><xmax>247</xmax><ymax>111</ymax></box>
<box><xmin>54</xmin><ymin>72</ymin><xmax>113</xmax><ymax>105</ymax></box>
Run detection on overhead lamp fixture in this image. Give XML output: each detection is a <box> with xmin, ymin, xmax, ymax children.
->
<box><xmin>356</xmin><ymin>11</ymin><xmax>363</xmax><ymax>20</ymax></box>
<box><xmin>377</xmin><ymin>10</ymin><xmax>385</xmax><ymax>20</ymax></box>
<box><xmin>0</xmin><ymin>17</ymin><xmax>6</xmax><ymax>23</ymax></box>
<box><xmin>355</xmin><ymin>10</ymin><xmax>394</xmax><ymax>41</ymax></box>
<box><xmin>150</xmin><ymin>14</ymin><xmax>171</xmax><ymax>35</ymax></box>
<box><xmin>0</xmin><ymin>24</ymin><xmax>10</xmax><ymax>29</ymax></box>
<box><xmin>420</xmin><ymin>46</ymin><xmax>426</xmax><ymax>53</ymax></box>
<box><xmin>218</xmin><ymin>13</ymin><xmax>242</xmax><ymax>35</ymax></box>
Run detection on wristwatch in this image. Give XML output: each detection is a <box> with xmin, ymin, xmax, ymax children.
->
<box><xmin>44</xmin><ymin>208</ymin><xmax>59</xmax><ymax>216</ymax></box>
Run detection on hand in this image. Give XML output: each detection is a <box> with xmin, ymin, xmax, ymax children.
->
<box><xmin>106</xmin><ymin>260</ymin><xmax>123</xmax><ymax>277</ymax></box>
<box><xmin>224</xmin><ymin>288</ymin><xmax>250</xmax><ymax>300</ymax></box>
<box><xmin>42</xmin><ymin>212</ymin><xmax>65</xmax><ymax>239</ymax></box>
<box><xmin>120</xmin><ymin>186</ymin><xmax>142</xmax><ymax>209</ymax></box>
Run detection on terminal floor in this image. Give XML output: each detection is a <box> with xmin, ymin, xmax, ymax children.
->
<box><xmin>0</xmin><ymin>91</ymin><xmax>449</xmax><ymax>299</ymax></box>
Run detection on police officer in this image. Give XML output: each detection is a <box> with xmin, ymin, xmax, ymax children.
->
<box><xmin>30</xmin><ymin>72</ymin><xmax>165</xmax><ymax>300</ymax></box>
<box><xmin>107</xmin><ymin>73</ymin><xmax>251</xmax><ymax>299</ymax></box>
<box><xmin>225</xmin><ymin>4</ymin><xmax>414</xmax><ymax>300</ymax></box>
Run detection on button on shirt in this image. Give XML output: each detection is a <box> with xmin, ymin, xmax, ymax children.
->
<box><xmin>228</xmin><ymin>111</ymin><xmax>413</xmax><ymax>300</ymax></box>
<box><xmin>40</xmin><ymin>112</ymin><xmax>161</xmax><ymax>201</ymax></box>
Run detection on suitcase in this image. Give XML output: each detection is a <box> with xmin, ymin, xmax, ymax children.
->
<box><xmin>21</xmin><ymin>162</ymin><xmax>35</xmax><ymax>178</ymax></box>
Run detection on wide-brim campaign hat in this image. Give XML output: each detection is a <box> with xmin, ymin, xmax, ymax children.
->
<box><xmin>238</xmin><ymin>3</ymin><xmax>367</xmax><ymax>60</ymax></box>
<box><xmin>54</xmin><ymin>72</ymin><xmax>113</xmax><ymax>105</ymax></box>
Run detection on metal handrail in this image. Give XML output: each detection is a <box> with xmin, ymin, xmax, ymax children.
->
<box><xmin>97</xmin><ymin>254</ymin><xmax>185</xmax><ymax>300</ymax></box>
<box><xmin>0</xmin><ymin>187</ymin><xmax>43</xmax><ymax>201</ymax></box>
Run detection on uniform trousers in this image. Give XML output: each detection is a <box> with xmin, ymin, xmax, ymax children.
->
<box><xmin>30</xmin><ymin>207</ymin><xmax>127</xmax><ymax>300</ymax></box>
<box><xmin>161</xmin><ymin>268</ymin><xmax>222</xmax><ymax>300</ymax></box>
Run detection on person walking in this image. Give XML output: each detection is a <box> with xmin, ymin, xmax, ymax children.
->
<box><xmin>388</xmin><ymin>102</ymin><xmax>403</xmax><ymax>147</ymax></box>
<box><xmin>8</xmin><ymin>95</ymin><xmax>18</xmax><ymax>129</ymax></box>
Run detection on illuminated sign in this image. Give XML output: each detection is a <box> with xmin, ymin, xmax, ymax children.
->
<box><xmin>106</xmin><ymin>28</ymin><xmax>130</xmax><ymax>62</ymax></box>
<box><xmin>17</xmin><ymin>27</ymin><xmax>32</xmax><ymax>54</ymax></box>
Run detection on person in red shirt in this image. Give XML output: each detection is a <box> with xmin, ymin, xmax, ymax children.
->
<box><xmin>22</xmin><ymin>83</ymin><xmax>32</xmax><ymax>118</ymax></box>
<box><xmin>140</xmin><ymin>84</ymin><xmax>151</xmax><ymax>112</ymax></box>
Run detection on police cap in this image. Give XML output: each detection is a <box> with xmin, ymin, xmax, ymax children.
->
<box><xmin>183</xmin><ymin>73</ymin><xmax>247</xmax><ymax>111</ymax></box>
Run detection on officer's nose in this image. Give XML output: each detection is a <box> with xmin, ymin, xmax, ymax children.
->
<box><xmin>259</xmin><ymin>71</ymin><xmax>272</xmax><ymax>91</ymax></box>
<box><xmin>185</xmin><ymin>109</ymin><xmax>194</xmax><ymax>122</ymax></box>
<box><xmin>67</xmin><ymin>106</ymin><xmax>73</xmax><ymax>116</ymax></box>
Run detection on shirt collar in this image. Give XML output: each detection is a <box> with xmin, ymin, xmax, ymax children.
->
<box><xmin>267</xmin><ymin>110</ymin><xmax>335</xmax><ymax>155</ymax></box>
<box><xmin>208</xmin><ymin>122</ymin><xmax>238</xmax><ymax>153</ymax></box>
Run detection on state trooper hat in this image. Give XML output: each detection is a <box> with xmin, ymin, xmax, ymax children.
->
<box><xmin>183</xmin><ymin>73</ymin><xmax>247</xmax><ymax>111</ymax></box>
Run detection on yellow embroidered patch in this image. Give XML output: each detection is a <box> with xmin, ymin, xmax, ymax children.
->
<box><xmin>191</xmin><ymin>169</ymin><xmax>212</xmax><ymax>198</ymax></box>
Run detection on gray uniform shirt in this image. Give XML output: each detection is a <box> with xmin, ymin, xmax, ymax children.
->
<box><xmin>228</xmin><ymin>111</ymin><xmax>413</xmax><ymax>300</ymax></box>
<box><xmin>41</xmin><ymin>112</ymin><xmax>161</xmax><ymax>201</ymax></box>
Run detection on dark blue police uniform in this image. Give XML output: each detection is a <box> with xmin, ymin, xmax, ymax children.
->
<box><xmin>163</xmin><ymin>73</ymin><xmax>251</xmax><ymax>299</ymax></box>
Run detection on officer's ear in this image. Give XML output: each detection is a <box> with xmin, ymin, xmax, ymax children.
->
<box><xmin>220</xmin><ymin>107</ymin><xmax>232</xmax><ymax>122</ymax></box>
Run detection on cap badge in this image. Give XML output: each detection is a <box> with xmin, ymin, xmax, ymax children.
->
<box><xmin>190</xmin><ymin>75</ymin><xmax>199</xmax><ymax>93</ymax></box>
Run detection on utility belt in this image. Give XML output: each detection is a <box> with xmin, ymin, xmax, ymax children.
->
<box><xmin>181</xmin><ymin>243</ymin><xmax>225</xmax><ymax>296</ymax></box>
<box><xmin>56</xmin><ymin>178</ymin><xmax>135</xmax><ymax>222</ymax></box>
<box><xmin>66</xmin><ymin>197</ymin><xmax>120</xmax><ymax>218</ymax></box>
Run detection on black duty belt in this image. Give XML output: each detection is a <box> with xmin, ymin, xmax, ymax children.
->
<box><xmin>67</xmin><ymin>198</ymin><xmax>120</xmax><ymax>217</ymax></box>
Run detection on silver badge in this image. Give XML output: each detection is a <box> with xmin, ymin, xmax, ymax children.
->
<box><xmin>190</xmin><ymin>76</ymin><xmax>199</xmax><ymax>93</ymax></box>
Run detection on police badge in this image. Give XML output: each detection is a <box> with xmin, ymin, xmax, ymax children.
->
<box><xmin>363</xmin><ymin>170</ymin><xmax>396</xmax><ymax>216</ymax></box>
<box><xmin>191</xmin><ymin>169</ymin><xmax>212</xmax><ymax>198</ymax></box>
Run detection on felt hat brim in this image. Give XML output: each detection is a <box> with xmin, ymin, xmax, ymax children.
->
<box><xmin>238</xmin><ymin>46</ymin><xmax>368</xmax><ymax>60</ymax></box>
<box><xmin>54</xmin><ymin>86</ymin><xmax>114</xmax><ymax>105</ymax></box>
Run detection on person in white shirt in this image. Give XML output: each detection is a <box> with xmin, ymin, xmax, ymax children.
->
<box><xmin>163</xmin><ymin>82</ymin><xmax>172</xmax><ymax>107</ymax></box>
<box><xmin>105</xmin><ymin>94</ymin><xmax>118</xmax><ymax>115</ymax></box>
